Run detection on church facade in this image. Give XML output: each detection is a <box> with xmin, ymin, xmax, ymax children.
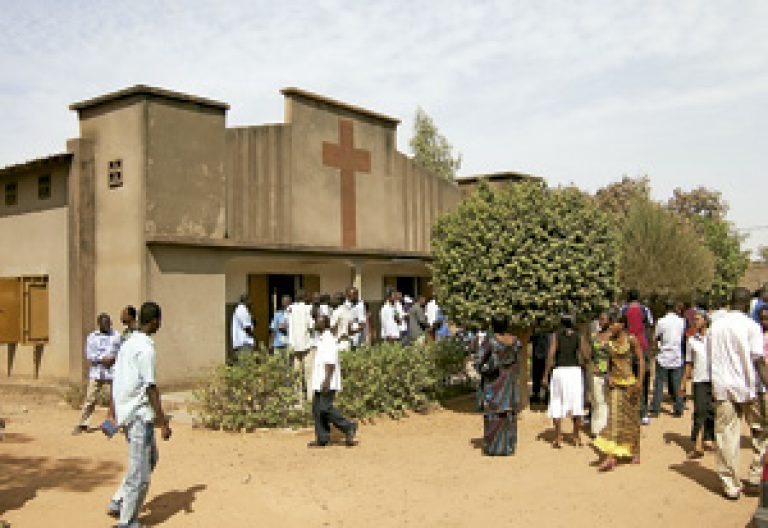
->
<box><xmin>0</xmin><ymin>85</ymin><xmax>463</xmax><ymax>384</ymax></box>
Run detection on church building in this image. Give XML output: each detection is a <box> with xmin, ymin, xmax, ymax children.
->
<box><xmin>0</xmin><ymin>85</ymin><xmax>463</xmax><ymax>384</ymax></box>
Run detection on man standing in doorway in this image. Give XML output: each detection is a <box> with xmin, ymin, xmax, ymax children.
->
<box><xmin>710</xmin><ymin>287</ymin><xmax>768</xmax><ymax>500</ymax></box>
<box><xmin>231</xmin><ymin>294</ymin><xmax>254</xmax><ymax>362</ymax></box>
<box><xmin>308</xmin><ymin>315</ymin><xmax>357</xmax><ymax>448</ymax></box>
<box><xmin>108</xmin><ymin>302</ymin><xmax>172</xmax><ymax>527</ymax></box>
<box><xmin>288</xmin><ymin>290</ymin><xmax>315</xmax><ymax>401</ymax></box>
<box><xmin>408</xmin><ymin>295</ymin><xmax>429</xmax><ymax>346</ymax></box>
<box><xmin>380</xmin><ymin>288</ymin><xmax>400</xmax><ymax>343</ymax></box>
<box><xmin>73</xmin><ymin>313</ymin><xmax>121</xmax><ymax>435</ymax></box>
<box><xmin>270</xmin><ymin>295</ymin><xmax>291</xmax><ymax>358</ymax></box>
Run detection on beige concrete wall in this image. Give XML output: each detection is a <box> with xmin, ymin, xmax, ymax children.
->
<box><xmin>147</xmin><ymin>246</ymin><xmax>226</xmax><ymax>383</ymax></box>
<box><xmin>742</xmin><ymin>262</ymin><xmax>768</xmax><ymax>290</ymax></box>
<box><xmin>0</xmin><ymin>207</ymin><xmax>69</xmax><ymax>380</ymax></box>
<box><xmin>226</xmin><ymin>125</ymin><xmax>291</xmax><ymax>243</ymax></box>
<box><xmin>79</xmin><ymin>101</ymin><xmax>146</xmax><ymax>326</ymax></box>
<box><xmin>145</xmin><ymin>101</ymin><xmax>227</xmax><ymax>238</ymax></box>
<box><xmin>286</xmin><ymin>97</ymin><xmax>402</xmax><ymax>249</ymax></box>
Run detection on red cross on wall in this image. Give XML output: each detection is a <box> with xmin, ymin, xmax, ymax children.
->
<box><xmin>322</xmin><ymin>119</ymin><xmax>371</xmax><ymax>248</ymax></box>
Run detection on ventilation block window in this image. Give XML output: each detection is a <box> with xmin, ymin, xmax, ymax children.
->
<box><xmin>108</xmin><ymin>159</ymin><xmax>123</xmax><ymax>189</ymax></box>
<box><xmin>4</xmin><ymin>181</ymin><xmax>17</xmax><ymax>206</ymax></box>
<box><xmin>38</xmin><ymin>174</ymin><xmax>51</xmax><ymax>200</ymax></box>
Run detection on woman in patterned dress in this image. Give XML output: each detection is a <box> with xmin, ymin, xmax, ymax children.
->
<box><xmin>588</xmin><ymin>312</ymin><xmax>611</xmax><ymax>437</ymax></box>
<box><xmin>479</xmin><ymin>314</ymin><xmax>521</xmax><ymax>456</ymax></box>
<box><xmin>592</xmin><ymin>308</ymin><xmax>645</xmax><ymax>471</ymax></box>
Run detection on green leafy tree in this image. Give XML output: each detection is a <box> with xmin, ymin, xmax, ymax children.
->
<box><xmin>666</xmin><ymin>186</ymin><xmax>749</xmax><ymax>304</ymax></box>
<box><xmin>431</xmin><ymin>180</ymin><xmax>620</xmax><ymax>330</ymax></box>
<box><xmin>409</xmin><ymin>107</ymin><xmax>462</xmax><ymax>181</ymax></box>
<box><xmin>594</xmin><ymin>175</ymin><xmax>650</xmax><ymax>218</ymax></box>
<box><xmin>619</xmin><ymin>198</ymin><xmax>715</xmax><ymax>299</ymax></box>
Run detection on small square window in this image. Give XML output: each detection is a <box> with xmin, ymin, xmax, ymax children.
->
<box><xmin>38</xmin><ymin>175</ymin><xmax>51</xmax><ymax>200</ymax></box>
<box><xmin>4</xmin><ymin>182</ymin><xmax>17</xmax><ymax>206</ymax></box>
<box><xmin>108</xmin><ymin>159</ymin><xmax>123</xmax><ymax>189</ymax></box>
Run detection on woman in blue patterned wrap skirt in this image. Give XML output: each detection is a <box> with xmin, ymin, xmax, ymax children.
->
<box><xmin>479</xmin><ymin>314</ymin><xmax>521</xmax><ymax>456</ymax></box>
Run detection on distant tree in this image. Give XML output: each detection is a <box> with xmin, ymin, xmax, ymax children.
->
<box><xmin>619</xmin><ymin>198</ymin><xmax>715</xmax><ymax>299</ymax></box>
<box><xmin>760</xmin><ymin>245</ymin><xmax>768</xmax><ymax>264</ymax></box>
<box><xmin>594</xmin><ymin>175</ymin><xmax>651</xmax><ymax>218</ymax></box>
<box><xmin>667</xmin><ymin>186</ymin><xmax>749</xmax><ymax>305</ymax></box>
<box><xmin>409</xmin><ymin>107</ymin><xmax>462</xmax><ymax>181</ymax></box>
<box><xmin>667</xmin><ymin>186</ymin><xmax>728</xmax><ymax>220</ymax></box>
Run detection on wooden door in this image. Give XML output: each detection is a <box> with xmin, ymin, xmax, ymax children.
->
<box><xmin>0</xmin><ymin>277</ymin><xmax>21</xmax><ymax>343</ymax></box>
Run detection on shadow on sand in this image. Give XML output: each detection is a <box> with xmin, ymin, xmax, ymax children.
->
<box><xmin>140</xmin><ymin>484</ymin><xmax>207</xmax><ymax>526</ymax></box>
<box><xmin>0</xmin><ymin>454</ymin><xmax>122</xmax><ymax>515</ymax></box>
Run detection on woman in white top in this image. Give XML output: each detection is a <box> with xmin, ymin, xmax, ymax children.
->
<box><xmin>679</xmin><ymin>309</ymin><xmax>714</xmax><ymax>458</ymax></box>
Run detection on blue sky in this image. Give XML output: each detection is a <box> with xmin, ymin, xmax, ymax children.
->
<box><xmin>2</xmin><ymin>0</ymin><xmax>766</xmax><ymax>254</ymax></box>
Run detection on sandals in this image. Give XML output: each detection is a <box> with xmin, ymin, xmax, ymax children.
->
<box><xmin>598</xmin><ymin>458</ymin><xmax>617</xmax><ymax>472</ymax></box>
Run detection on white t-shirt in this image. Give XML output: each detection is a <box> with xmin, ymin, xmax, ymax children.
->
<box><xmin>686</xmin><ymin>333</ymin><xmax>710</xmax><ymax>383</ymax></box>
<box><xmin>85</xmin><ymin>330</ymin><xmax>122</xmax><ymax>381</ymax></box>
<box><xmin>112</xmin><ymin>332</ymin><xmax>156</xmax><ymax>426</ymax></box>
<box><xmin>426</xmin><ymin>300</ymin><xmax>439</xmax><ymax>326</ymax></box>
<box><xmin>654</xmin><ymin>312</ymin><xmax>685</xmax><ymax>368</ymax></box>
<box><xmin>231</xmin><ymin>303</ymin><xmax>254</xmax><ymax>348</ymax></box>
<box><xmin>395</xmin><ymin>301</ymin><xmax>407</xmax><ymax>333</ymax></box>
<box><xmin>380</xmin><ymin>302</ymin><xmax>400</xmax><ymax>340</ymax></box>
<box><xmin>287</xmin><ymin>302</ymin><xmax>314</xmax><ymax>352</ymax></box>
<box><xmin>311</xmin><ymin>330</ymin><xmax>342</xmax><ymax>392</ymax></box>
<box><xmin>331</xmin><ymin>304</ymin><xmax>352</xmax><ymax>339</ymax></box>
<box><xmin>709</xmin><ymin>311</ymin><xmax>764</xmax><ymax>402</ymax></box>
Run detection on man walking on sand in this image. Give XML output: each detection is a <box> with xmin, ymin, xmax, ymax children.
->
<box><xmin>107</xmin><ymin>302</ymin><xmax>172</xmax><ymax>526</ymax></box>
<box><xmin>308</xmin><ymin>315</ymin><xmax>357</xmax><ymax>448</ymax></box>
<box><xmin>710</xmin><ymin>287</ymin><xmax>768</xmax><ymax>500</ymax></box>
<box><xmin>73</xmin><ymin>313</ymin><xmax>121</xmax><ymax>435</ymax></box>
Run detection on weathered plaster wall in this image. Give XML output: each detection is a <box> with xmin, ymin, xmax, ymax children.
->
<box><xmin>145</xmin><ymin>101</ymin><xmax>227</xmax><ymax>239</ymax></box>
<box><xmin>147</xmin><ymin>246</ymin><xmax>226</xmax><ymax>383</ymax></box>
<box><xmin>0</xmin><ymin>207</ymin><xmax>69</xmax><ymax>380</ymax></box>
<box><xmin>78</xmin><ymin>101</ymin><xmax>146</xmax><ymax>327</ymax></box>
<box><xmin>226</xmin><ymin>125</ymin><xmax>291</xmax><ymax>243</ymax></box>
<box><xmin>0</xmin><ymin>164</ymin><xmax>69</xmax><ymax>217</ymax></box>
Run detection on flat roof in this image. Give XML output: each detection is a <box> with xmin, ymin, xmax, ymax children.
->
<box><xmin>70</xmin><ymin>84</ymin><xmax>230</xmax><ymax>112</ymax></box>
<box><xmin>281</xmin><ymin>87</ymin><xmax>400</xmax><ymax>126</ymax></box>
<box><xmin>455</xmin><ymin>171</ymin><xmax>543</xmax><ymax>185</ymax></box>
<box><xmin>0</xmin><ymin>152</ymin><xmax>72</xmax><ymax>178</ymax></box>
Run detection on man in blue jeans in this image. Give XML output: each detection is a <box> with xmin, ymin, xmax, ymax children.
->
<box><xmin>108</xmin><ymin>302</ymin><xmax>172</xmax><ymax>527</ymax></box>
<box><xmin>651</xmin><ymin>301</ymin><xmax>686</xmax><ymax>418</ymax></box>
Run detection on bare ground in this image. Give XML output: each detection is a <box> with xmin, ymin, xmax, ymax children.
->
<box><xmin>0</xmin><ymin>391</ymin><xmax>759</xmax><ymax>527</ymax></box>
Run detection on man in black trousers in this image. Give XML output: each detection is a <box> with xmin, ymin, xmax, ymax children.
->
<box><xmin>308</xmin><ymin>315</ymin><xmax>358</xmax><ymax>448</ymax></box>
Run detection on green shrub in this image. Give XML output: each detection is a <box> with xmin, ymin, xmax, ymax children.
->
<box><xmin>193</xmin><ymin>340</ymin><xmax>470</xmax><ymax>431</ymax></box>
<box><xmin>192</xmin><ymin>349</ymin><xmax>310</xmax><ymax>431</ymax></box>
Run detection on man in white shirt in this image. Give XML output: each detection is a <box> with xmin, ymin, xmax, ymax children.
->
<box><xmin>651</xmin><ymin>302</ymin><xmax>686</xmax><ymax>418</ymax></box>
<box><xmin>287</xmin><ymin>290</ymin><xmax>315</xmax><ymax>401</ymax></box>
<box><xmin>345</xmin><ymin>287</ymin><xmax>366</xmax><ymax>348</ymax></box>
<box><xmin>709</xmin><ymin>287</ymin><xmax>768</xmax><ymax>500</ymax></box>
<box><xmin>330</xmin><ymin>292</ymin><xmax>353</xmax><ymax>351</ymax></box>
<box><xmin>73</xmin><ymin>313</ymin><xmax>122</xmax><ymax>435</ymax></box>
<box><xmin>426</xmin><ymin>294</ymin><xmax>439</xmax><ymax>328</ymax></box>
<box><xmin>379</xmin><ymin>289</ymin><xmax>400</xmax><ymax>342</ymax></box>
<box><xmin>231</xmin><ymin>294</ymin><xmax>254</xmax><ymax>362</ymax></box>
<box><xmin>395</xmin><ymin>292</ymin><xmax>408</xmax><ymax>341</ymax></box>
<box><xmin>308</xmin><ymin>315</ymin><xmax>357</xmax><ymax>448</ymax></box>
<box><xmin>107</xmin><ymin>302</ymin><xmax>172</xmax><ymax>525</ymax></box>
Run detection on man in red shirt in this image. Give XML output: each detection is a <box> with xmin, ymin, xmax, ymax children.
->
<box><xmin>623</xmin><ymin>289</ymin><xmax>654</xmax><ymax>425</ymax></box>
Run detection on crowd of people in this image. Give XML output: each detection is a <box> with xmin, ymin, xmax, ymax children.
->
<box><xmin>70</xmin><ymin>283</ymin><xmax>768</xmax><ymax>526</ymax></box>
<box><xmin>520</xmin><ymin>285</ymin><xmax>768</xmax><ymax>501</ymax></box>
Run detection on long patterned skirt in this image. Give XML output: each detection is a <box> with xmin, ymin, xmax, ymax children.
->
<box><xmin>482</xmin><ymin>367</ymin><xmax>518</xmax><ymax>456</ymax></box>
<box><xmin>593</xmin><ymin>384</ymin><xmax>640</xmax><ymax>458</ymax></box>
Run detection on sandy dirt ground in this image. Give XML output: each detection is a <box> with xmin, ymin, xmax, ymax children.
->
<box><xmin>0</xmin><ymin>391</ymin><xmax>761</xmax><ymax>528</ymax></box>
